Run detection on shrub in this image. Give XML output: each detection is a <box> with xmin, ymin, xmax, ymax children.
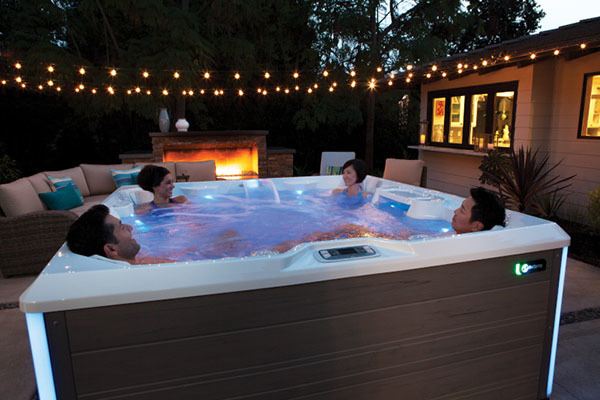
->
<box><xmin>0</xmin><ymin>153</ymin><xmax>21</xmax><ymax>184</ymax></box>
<box><xmin>589</xmin><ymin>187</ymin><xmax>600</xmax><ymax>232</ymax></box>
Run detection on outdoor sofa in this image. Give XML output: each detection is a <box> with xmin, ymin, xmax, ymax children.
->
<box><xmin>0</xmin><ymin>161</ymin><xmax>216</xmax><ymax>277</ymax></box>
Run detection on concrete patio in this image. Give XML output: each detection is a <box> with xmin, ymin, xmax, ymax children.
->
<box><xmin>1</xmin><ymin>257</ymin><xmax>599</xmax><ymax>400</ymax></box>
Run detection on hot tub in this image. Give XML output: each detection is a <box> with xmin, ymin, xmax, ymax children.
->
<box><xmin>20</xmin><ymin>175</ymin><xmax>570</xmax><ymax>400</ymax></box>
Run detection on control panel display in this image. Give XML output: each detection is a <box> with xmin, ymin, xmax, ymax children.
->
<box><xmin>315</xmin><ymin>245</ymin><xmax>379</xmax><ymax>262</ymax></box>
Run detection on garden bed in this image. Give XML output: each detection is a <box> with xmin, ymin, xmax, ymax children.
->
<box><xmin>558</xmin><ymin>219</ymin><xmax>600</xmax><ymax>267</ymax></box>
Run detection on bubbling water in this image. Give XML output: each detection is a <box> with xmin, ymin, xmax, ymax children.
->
<box><xmin>123</xmin><ymin>188</ymin><xmax>452</xmax><ymax>262</ymax></box>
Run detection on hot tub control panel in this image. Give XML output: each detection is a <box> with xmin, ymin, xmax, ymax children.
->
<box><xmin>315</xmin><ymin>245</ymin><xmax>379</xmax><ymax>262</ymax></box>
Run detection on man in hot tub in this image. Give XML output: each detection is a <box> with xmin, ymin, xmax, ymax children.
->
<box><xmin>66</xmin><ymin>204</ymin><xmax>172</xmax><ymax>264</ymax></box>
<box><xmin>272</xmin><ymin>187</ymin><xmax>505</xmax><ymax>253</ymax></box>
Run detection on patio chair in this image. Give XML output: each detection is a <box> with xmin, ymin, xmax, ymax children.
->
<box><xmin>383</xmin><ymin>158</ymin><xmax>426</xmax><ymax>187</ymax></box>
<box><xmin>320</xmin><ymin>152</ymin><xmax>355</xmax><ymax>175</ymax></box>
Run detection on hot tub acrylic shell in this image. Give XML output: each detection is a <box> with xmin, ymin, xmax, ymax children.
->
<box><xmin>20</xmin><ymin>176</ymin><xmax>570</xmax><ymax>400</ymax></box>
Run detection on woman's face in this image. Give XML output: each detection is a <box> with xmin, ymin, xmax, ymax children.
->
<box><xmin>153</xmin><ymin>173</ymin><xmax>174</xmax><ymax>200</ymax></box>
<box><xmin>342</xmin><ymin>165</ymin><xmax>358</xmax><ymax>187</ymax></box>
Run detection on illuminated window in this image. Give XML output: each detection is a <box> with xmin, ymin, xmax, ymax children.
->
<box><xmin>579</xmin><ymin>73</ymin><xmax>600</xmax><ymax>138</ymax></box>
<box><xmin>431</xmin><ymin>97</ymin><xmax>445</xmax><ymax>143</ymax></box>
<box><xmin>492</xmin><ymin>91</ymin><xmax>514</xmax><ymax>148</ymax></box>
<box><xmin>449</xmin><ymin>96</ymin><xmax>465</xmax><ymax>144</ymax></box>
<box><xmin>469</xmin><ymin>94</ymin><xmax>488</xmax><ymax>145</ymax></box>
<box><xmin>426</xmin><ymin>81</ymin><xmax>517</xmax><ymax>149</ymax></box>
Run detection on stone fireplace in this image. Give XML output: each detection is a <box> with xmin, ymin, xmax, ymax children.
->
<box><xmin>120</xmin><ymin>130</ymin><xmax>294</xmax><ymax>179</ymax></box>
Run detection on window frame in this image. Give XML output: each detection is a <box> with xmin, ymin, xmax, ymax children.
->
<box><xmin>426</xmin><ymin>81</ymin><xmax>519</xmax><ymax>150</ymax></box>
<box><xmin>577</xmin><ymin>71</ymin><xmax>600</xmax><ymax>140</ymax></box>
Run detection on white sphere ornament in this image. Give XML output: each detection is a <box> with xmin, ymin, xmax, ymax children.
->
<box><xmin>175</xmin><ymin>118</ymin><xmax>190</xmax><ymax>132</ymax></box>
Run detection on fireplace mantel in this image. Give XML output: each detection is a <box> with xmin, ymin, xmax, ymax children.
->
<box><xmin>150</xmin><ymin>130</ymin><xmax>268</xmax><ymax>138</ymax></box>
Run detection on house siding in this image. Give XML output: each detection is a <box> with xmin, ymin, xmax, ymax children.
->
<box><xmin>419</xmin><ymin>52</ymin><xmax>600</xmax><ymax>221</ymax></box>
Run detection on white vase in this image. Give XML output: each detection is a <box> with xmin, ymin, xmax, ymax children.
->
<box><xmin>158</xmin><ymin>108</ymin><xmax>170</xmax><ymax>133</ymax></box>
<box><xmin>175</xmin><ymin>118</ymin><xmax>190</xmax><ymax>132</ymax></box>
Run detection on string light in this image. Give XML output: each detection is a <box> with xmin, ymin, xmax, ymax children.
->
<box><xmin>188</xmin><ymin>89</ymin><xmax>194</xmax><ymax>96</ymax></box>
<box><xmin>554</xmin><ymin>49</ymin><xmax>560</xmax><ymax>56</ymax></box>
<box><xmin>293</xmin><ymin>72</ymin><xmax>299</xmax><ymax>79</ymax></box>
<box><xmin>20</xmin><ymin>83</ymin><xmax>26</xmax><ymax>88</ymax></box>
<box><xmin>78</xmin><ymin>83</ymin><xmax>84</xmax><ymax>90</ymax></box>
<box><xmin>146</xmin><ymin>90</ymin><xmax>151</xmax><ymax>95</ymax></box>
<box><xmin>107</xmin><ymin>86</ymin><xmax>115</xmax><ymax>95</ymax></box>
<box><xmin>37</xmin><ymin>84</ymin><xmax>43</xmax><ymax>90</ymax></box>
<box><xmin>580</xmin><ymin>43</ymin><xmax>587</xmax><ymax>49</ymax></box>
<box><xmin>328</xmin><ymin>86</ymin><xmax>334</xmax><ymax>92</ymax></box>
<box><xmin>426</xmin><ymin>73</ymin><xmax>431</xmax><ymax>78</ymax></box>
<box><xmin>322</xmin><ymin>70</ymin><xmax>329</xmax><ymax>77</ymax></box>
<box><xmin>15</xmin><ymin>76</ymin><xmax>22</xmax><ymax>83</ymax></box>
<box><xmin>350</xmin><ymin>70</ymin><xmax>356</xmax><ymax>77</ymax></box>
<box><xmin>75</xmin><ymin>87</ymin><xmax>80</xmax><ymax>93</ymax></box>
<box><xmin>307</xmin><ymin>87</ymin><xmax>313</xmax><ymax>93</ymax></box>
<box><xmin>457</xmin><ymin>63</ymin><xmax>463</xmax><ymax>69</ymax></box>
<box><xmin>182</xmin><ymin>90</ymin><xmax>187</xmax><ymax>95</ymax></box>
<box><xmin>203</xmin><ymin>72</ymin><xmax>210</xmax><ymax>79</ymax></box>
<box><xmin>234</xmin><ymin>72</ymin><xmax>240</xmax><ymax>80</ymax></box>
<box><xmin>200</xmin><ymin>89</ymin><xmax>205</xmax><ymax>94</ymax></box>
<box><xmin>332</xmin><ymin>81</ymin><xmax>337</xmax><ymax>87</ymax></box>
<box><xmin>1</xmin><ymin>80</ymin><xmax>6</xmax><ymax>85</ymax></box>
<box><xmin>126</xmin><ymin>89</ymin><xmax>132</xmax><ymax>95</ymax></box>
<box><xmin>284</xmin><ymin>88</ymin><xmax>290</xmax><ymax>94</ymax></box>
<box><xmin>91</xmin><ymin>88</ymin><xmax>97</xmax><ymax>94</ymax></box>
<box><xmin>173</xmin><ymin>71</ymin><xmax>180</xmax><ymax>79</ymax></box>
<box><xmin>350</xmin><ymin>80</ymin><xmax>356</xmax><ymax>88</ymax></box>
<box><xmin>431</xmin><ymin>65</ymin><xmax>438</xmax><ymax>71</ymax></box>
<box><xmin>219</xmin><ymin>89</ymin><xmax>224</xmax><ymax>95</ymax></box>
<box><xmin>405</xmin><ymin>77</ymin><xmax>411</xmax><ymax>83</ymax></box>
<box><xmin>482</xmin><ymin>60</ymin><xmax>488</xmax><ymax>66</ymax></box>
<box><xmin>368</xmin><ymin>81</ymin><xmax>376</xmax><ymax>89</ymax></box>
<box><xmin>79</xmin><ymin>67</ymin><xmax>86</xmax><ymax>75</ymax></box>
<box><xmin>407</xmin><ymin>65</ymin><xmax>413</xmax><ymax>71</ymax></box>
<box><xmin>313</xmin><ymin>83</ymin><xmax>318</xmax><ymax>89</ymax></box>
<box><xmin>135</xmin><ymin>86</ymin><xmax>141</xmax><ymax>93</ymax></box>
<box><xmin>458</xmin><ymin>69</ymin><xmax>463</xmax><ymax>74</ymax></box>
<box><xmin>264</xmin><ymin>72</ymin><xmax>270</xmax><ymax>79</ymax></box>
<box><xmin>110</xmin><ymin>69</ymin><xmax>117</xmax><ymax>77</ymax></box>
<box><xmin>238</xmin><ymin>89</ymin><xmax>244</xmax><ymax>96</ymax></box>
<box><xmin>503</xmin><ymin>55</ymin><xmax>510</xmax><ymax>61</ymax></box>
<box><xmin>442</xmin><ymin>72</ymin><xmax>447</xmax><ymax>77</ymax></box>
<box><xmin>262</xmin><ymin>89</ymin><xmax>267</xmax><ymax>95</ymax></box>
<box><xmin>376</xmin><ymin>66</ymin><xmax>383</xmax><ymax>72</ymax></box>
<box><xmin>142</xmin><ymin>71</ymin><xmax>150</xmax><ymax>78</ymax></box>
<box><xmin>256</xmin><ymin>87</ymin><xmax>262</xmax><ymax>94</ymax></box>
<box><xmin>47</xmin><ymin>80</ymin><xmax>54</xmax><ymax>86</ymax></box>
<box><xmin>276</xmin><ymin>86</ymin><xmax>281</xmax><ymax>92</ymax></box>
<box><xmin>15</xmin><ymin>62</ymin><xmax>22</xmax><ymax>69</ymax></box>
<box><xmin>47</xmin><ymin>65</ymin><xmax>54</xmax><ymax>73</ymax></box>
<box><xmin>56</xmin><ymin>87</ymin><xmax>61</xmax><ymax>92</ymax></box>
<box><xmin>294</xmin><ymin>85</ymin><xmax>299</xmax><ymax>91</ymax></box>
<box><xmin>408</xmin><ymin>73</ymin><xmax>413</xmax><ymax>78</ymax></box>
<box><xmin>464</xmin><ymin>64</ymin><xmax>469</xmax><ymax>69</ymax></box>
<box><xmin>473</xmin><ymin>65</ymin><xmax>478</xmax><ymax>70</ymax></box>
<box><xmin>162</xmin><ymin>89</ymin><xmax>168</xmax><ymax>96</ymax></box>
<box><xmin>530</xmin><ymin>53</ymin><xmax>536</xmax><ymax>60</ymax></box>
<box><xmin>214</xmin><ymin>89</ymin><xmax>219</xmax><ymax>96</ymax></box>
<box><xmin>388</xmin><ymin>80</ymin><xmax>393</xmax><ymax>86</ymax></box>
<box><xmin>390</xmin><ymin>72</ymin><xmax>396</xmax><ymax>79</ymax></box>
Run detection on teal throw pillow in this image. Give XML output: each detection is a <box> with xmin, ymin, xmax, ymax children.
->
<box><xmin>47</xmin><ymin>175</ymin><xmax>84</xmax><ymax>202</ymax></box>
<box><xmin>111</xmin><ymin>166</ymin><xmax>142</xmax><ymax>188</ymax></box>
<box><xmin>39</xmin><ymin>185</ymin><xmax>84</xmax><ymax>210</ymax></box>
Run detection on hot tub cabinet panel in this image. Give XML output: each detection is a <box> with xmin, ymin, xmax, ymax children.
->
<box><xmin>43</xmin><ymin>249</ymin><xmax>561</xmax><ymax>400</ymax></box>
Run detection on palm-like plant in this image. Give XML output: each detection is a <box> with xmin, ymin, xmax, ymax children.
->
<box><xmin>481</xmin><ymin>147</ymin><xmax>575</xmax><ymax>214</ymax></box>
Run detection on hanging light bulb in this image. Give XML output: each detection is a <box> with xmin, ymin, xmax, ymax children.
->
<box><xmin>406</xmin><ymin>65</ymin><xmax>413</xmax><ymax>71</ymax></box>
<box><xmin>426</xmin><ymin>73</ymin><xmax>431</xmax><ymax>78</ymax></box>
<box><xmin>91</xmin><ymin>88</ymin><xmax>97</xmax><ymax>94</ymax></box>
<box><xmin>313</xmin><ymin>83</ymin><xmax>318</xmax><ymax>89</ymax></box>
<box><xmin>332</xmin><ymin>81</ymin><xmax>337</xmax><ymax>87</ymax></box>
<box><xmin>503</xmin><ymin>55</ymin><xmax>510</xmax><ymax>61</ymax></box>
<box><xmin>322</xmin><ymin>70</ymin><xmax>329</xmax><ymax>77</ymax></box>
<box><xmin>307</xmin><ymin>87</ymin><xmax>313</xmax><ymax>94</ymax></box>
<box><xmin>37</xmin><ymin>84</ymin><xmax>43</xmax><ymax>90</ymax></box>
<box><xmin>110</xmin><ymin>69</ymin><xmax>117</xmax><ymax>77</ymax></box>
<box><xmin>135</xmin><ymin>86</ymin><xmax>141</xmax><ymax>93</ymax></box>
<box><xmin>262</xmin><ymin>89</ymin><xmax>267</xmax><ymax>95</ymax></box>
<box><xmin>257</xmin><ymin>87</ymin><xmax>262</xmax><ymax>93</ymax></box>
<box><xmin>182</xmin><ymin>90</ymin><xmax>187</xmax><ymax>96</ymax></box>
<box><xmin>368</xmin><ymin>81</ymin><xmax>376</xmax><ymax>89</ymax></box>
<box><xmin>238</xmin><ymin>89</ymin><xmax>244</xmax><ymax>96</ymax></box>
<box><xmin>328</xmin><ymin>86</ymin><xmax>334</xmax><ymax>92</ymax></box>
<box><xmin>276</xmin><ymin>86</ymin><xmax>281</xmax><ymax>92</ymax></box>
<box><xmin>457</xmin><ymin>63</ymin><xmax>463</xmax><ymax>69</ymax></box>
<box><xmin>580</xmin><ymin>43</ymin><xmax>587</xmax><ymax>49</ymax></box>
<box><xmin>264</xmin><ymin>72</ymin><xmax>270</xmax><ymax>79</ymax></box>
<box><xmin>146</xmin><ymin>90</ymin><xmax>151</xmax><ymax>95</ymax></box>
<box><xmin>127</xmin><ymin>89</ymin><xmax>132</xmax><ymax>95</ymax></box>
<box><xmin>107</xmin><ymin>86</ymin><xmax>115</xmax><ymax>95</ymax></box>
<box><xmin>15</xmin><ymin>62</ymin><xmax>22</xmax><ymax>69</ymax></box>
<box><xmin>79</xmin><ymin>67</ymin><xmax>86</xmax><ymax>75</ymax></box>
<box><xmin>75</xmin><ymin>87</ymin><xmax>80</xmax><ymax>93</ymax></box>
<box><xmin>162</xmin><ymin>89</ymin><xmax>169</xmax><ymax>96</ymax></box>
<box><xmin>188</xmin><ymin>90</ymin><xmax>194</xmax><ymax>96</ymax></box>
<box><xmin>442</xmin><ymin>72</ymin><xmax>447</xmax><ymax>77</ymax></box>
<box><xmin>405</xmin><ymin>77</ymin><xmax>411</xmax><ymax>82</ymax></box>
<box><xmin>350</xmin><ymin>80</ymin><xmax>356</xmax><ymax>88</ymax></box>
<box><xmin>234</xmin><ymin>72</ymin><xmax>240</xmax><ymax>80</ymax></box>
<box><xmin>388</xmin><ymin>80</ymin><xmax>393</xmax><ymax>86</ymax></box>
<box><xmin>284</xmin><ymin>88</ymin><xmax>290</xmax><ymax>94</ymax></box>
<box><xmin>482</xmin><ymin>60</ymin><xmax>488</xmax><ymax>66</ymax></box>
<box><xmin>350</xmin><ymin>70</ymin><xmax>356</xmax><ymax>77</ymax></box>
<box><xmin>47</xmin><ymin>80</ymin><xmax>54</xmax><ymax>87</ymax></box>
<box><xmin>293</xmin><ymin>72</ymin><xmax>299</xmax><ymax>79</ymax></box>
<box><xmin>554</xmin><ymin>49</ymin><xmax>560</xmax><ymax>56</ymax></box>
<box><xmin>431</xmin><ymin>65</ymin><xmax>438</xmax><ymax>71</ymax></box>
<box><xmin>214</xmin><ymin>89</ymin><xmax>219</xmax><ymax>96</ymax></box>
<box><xmin>530</xmin><ymin>53</ymin><xmax>536</xmax><ymax>60</ymax></box>
<box><xmin>408</xmin><ymin>72</ymin><xmax>413</xmax><ymax>78</ymax></box>
<box><xmin>376</xmin><ymin>66</ymin><xmax>383</xmax><ymax>72</ymax></box>
<box><xmin>56</xmin><ymin>87</ymin><xmax>61</xmax><ymax>92</ymax></box>
<box><xmin>20</xmin><ymin>83</ymin><xmax>26</xmax><ymax>88</ymax></box>
<box><xmin>294</xmin><ymin>85</ymin><xmax>300</xmax><ymax>91</ymax></box>
<box><xmin>200</xmin><ymin>89</ymin><xmax>205</xmax><ymax>94</ymax></box>
<box><xmin>473</xmin><ymin>65</ymin><xmax>478</xmax><ymax>70</ymax></box>
<box><xmin>1</xmin><ymin>80</ymin><xmax>7</xmax><ymax>85</ymax></box>
<box><xmin>15</xmin><ymin>76</ymin><xmax>22</xmax><ymax>83</ymax></box>
<box><xmin>47</xmin><ymin>65</ymin><xmax>54</xmax><ymax>73</ymax></box>
<box><xmin>390</xmin><ymin>72</ymin><xmax>396</xmax><ymax>79</ymax></box>
<box><xmin>204</xmin><ymin>71</ymin><xmax>210</xmax><ymax>79</ymax></box>
<box><xmin>142</xmin><ymin>71</ymin><xmax>150</xmax><ymax>78</ymax></box>
<box><xmin>219</xmin><ymin>89</ymin><xmax>224</xmax><ymax>95</ymax></box>
<box><xmin>78</xmin><ymin>83</ymin><xmax>85</xmax><ymax>90</ymax></box>
<box><xmin>173</xmin><ymin>71</ymin><xmax>180</xmax><ymax>79</ymax></box>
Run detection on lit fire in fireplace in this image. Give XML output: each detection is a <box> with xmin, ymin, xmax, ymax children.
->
<box><xmin>164</xmin><ymin>148</ymin><xmax>258</xmax><ymax>180</ymax></box>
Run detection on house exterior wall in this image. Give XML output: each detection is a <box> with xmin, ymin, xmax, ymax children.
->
<box><xmin>418</xmin><ymin>52</ymin><xmax>600</xmax><ymax>221</ymax></box>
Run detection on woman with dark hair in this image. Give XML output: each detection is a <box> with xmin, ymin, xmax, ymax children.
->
<box><xmin>137</xmin><ymin>165</ymin><xmax>187</xmax><ymax>207</ymax></box>
<box><xmin>332</xmin><ymin>158</ymin><xmax>368</xmax><ymax>197</ymax></box>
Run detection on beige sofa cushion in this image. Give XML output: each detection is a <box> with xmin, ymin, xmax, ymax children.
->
<box><xmin>69</xmin><ymin>194</ymin><xmax>108</xmax><ymax>216</ymax></box>
<box><xmin>80</xmin><ymin>164</ymin><xmax>133</xmax><ymax>195</ymax></box>
<box><xmin>135</xmin><ymin>162</ymin><xmax>176</xmax><ymax>177</ymax></box>
<box><xmin>175</xmin><ymin>161</ymin><xmax>216</xmax><ymax>182</ymax></box>
<box><xmin>45</xmin><ymin>167</ymin><xmax>90</xmax><ymax>196</ymax></box>
<box><xmin>383</xmin><ymin>159</ymin><xmax>425</xmax><ymax>187</ymax></box>
<box><xmin>27</xmin><ymin>172</ymin><xmax>52</xmax><ymax>194</ymax></box>
<box><xmin>0</xmin><ymin>178</ymin><xmax>46</xmax><ymax>217</ymax></box>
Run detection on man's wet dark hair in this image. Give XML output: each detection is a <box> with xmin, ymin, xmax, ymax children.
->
<box><xmin>342</xmin><ymin>159</ymin><xmax>367</xmax><ymax>183</ymax></box>
<box><xmin>137</xmin><ymin>165</ymin><xmax>170</xmax><ymax>193</ymax></box>
<box><xmin>469</xmin><ymin>187</ymin><xmax>506</xmax><ymax>231</ymax></box>
<box><xmin>66</xmin><ymin>204</ymin><xmax>117</xmax><ymax>257</ymax></box>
